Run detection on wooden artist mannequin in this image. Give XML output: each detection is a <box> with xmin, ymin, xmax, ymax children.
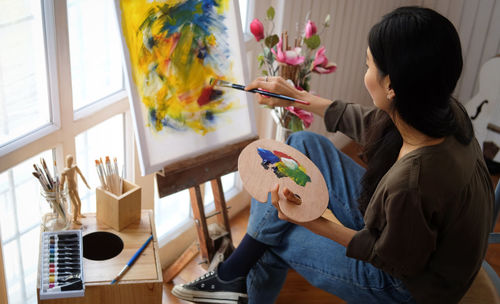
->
<box><xmin>60</xmin><ymin>154</ymin><xmax>90</xmax><ymax>225</ymax></box>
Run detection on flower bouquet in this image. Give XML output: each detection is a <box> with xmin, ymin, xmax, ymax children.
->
<box><xmin>250</xmin><ymin>7</ymin><xmax>336</xmax><ymax>135</ymax></box>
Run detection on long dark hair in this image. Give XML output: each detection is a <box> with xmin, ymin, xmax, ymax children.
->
<box><xmin>357</xmin><ymin>6</ymin><xmax>473</xmax><ymax>214</ymax></box>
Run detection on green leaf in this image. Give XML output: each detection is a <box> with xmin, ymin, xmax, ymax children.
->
<box><xmin>262</xmin><ymin>70</ymin><xmax>268</xmax><ymax>76</ymax></box>
<box><xmin>265</xmin><ymin>34</ymin><xmax>279</xmax><ymax>49</ymax></box>
<box><xmin>304</xmin><ymin>34</ymin><xmax>320</xmax><ymax>50</ymax></box>
<box><xmin>288</xmin><ymin>115</ymin><xmax>304</xmax><ymax>132</ymax></box>
<box><xmin>267</xmin><ymin>6</ymin><xmax>275</xmax><ymax>21</ymax></box>
<box><xmin>257</xmin><ymin>54</ymin><xmax>265</xmax><ymax>68</ymax></box>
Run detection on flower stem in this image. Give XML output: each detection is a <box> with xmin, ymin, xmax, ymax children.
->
<box><xmin>260</xmin><ymin>43</ymin><xmax>273</xmax><ymax>76</ymax></box>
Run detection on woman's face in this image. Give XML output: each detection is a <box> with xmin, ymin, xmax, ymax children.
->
<box><xmin>364</xmin><ymin>48</ymin><xmax>393</xmax><ymax>112</ymax></box>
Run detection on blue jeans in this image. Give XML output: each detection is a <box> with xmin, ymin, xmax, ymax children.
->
<box><xmin>246</xmin><ymin>131</ymin><xmax>415</xmax><ymax>304</ymax></box>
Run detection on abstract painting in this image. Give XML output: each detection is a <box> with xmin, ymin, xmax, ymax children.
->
<box><xmin>115</xmin><ymin>0</ymin><xmax>256</xmax><ymax>175</ymax></box>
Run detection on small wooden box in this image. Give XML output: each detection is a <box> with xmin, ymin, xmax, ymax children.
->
<box><xmin>96</xmin><ymin>180</ymin><xmax>141</xmax><ymax>231</ymax></box>
<box><xmin>37</xmin><ymin>211</ymin><xmax>162</xmax><ymax>304</ymax></box>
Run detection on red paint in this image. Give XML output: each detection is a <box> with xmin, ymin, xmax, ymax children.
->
<box><xmin>197</xmin><ymin>86</ymin><xmax>214</xmax><ymax>106</ymax></box>
<box><xmin>273</xmin><ymin>151</ymin><xmax>299</xmax><ymax>165</ymax></box>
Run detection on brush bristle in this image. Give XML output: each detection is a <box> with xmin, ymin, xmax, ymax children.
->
<box><xmin>211</xmin><ymin>79</ymin><xmax>231</xmax><ymax>87</ymax></box>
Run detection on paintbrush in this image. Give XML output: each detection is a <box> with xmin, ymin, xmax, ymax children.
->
<box><xmin>210</xmin><ymin>79</ymin><xmax>310</xmax><ymax>105</ymax></box>
<box><xmin>41</xmin><ymin>158</ymin><xmax>54</xmax><ymax>187</ymax></box>
<box><xmin>33</xmin><ymin>172</ymin><xmax>50</xmax><ymax>191</ymax></box>
<box><xmin>34</xmin><ymin>164</ymin><xmax>52</xmax><ymax>190</ymax></box>
<box><xmin>110</xmin><ymin>235</ymin><xmax>153</xmax><ymax>285</ymax></box>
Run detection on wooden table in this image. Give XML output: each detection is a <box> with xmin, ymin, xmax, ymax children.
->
<box><xmin>37</xmin><ymin>210</ymin><xmax>162</xmax><ymax>304</ymax></box>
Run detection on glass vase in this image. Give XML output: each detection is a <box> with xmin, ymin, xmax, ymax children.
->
<box><xmin>40</xmin><ymin>186</ymin><xmax>71</xmax><ymax>231</ymax></box>
<box><xmin>275</xmin><ymin>123</ymin><xmax>293</xmax><ymax>142</ymax></box>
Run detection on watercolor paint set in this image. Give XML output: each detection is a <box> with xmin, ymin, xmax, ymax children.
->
<box><xmin>39</xmin><ymin>230</ymin><xmax>85</xmax><ymax>300</ymax></box>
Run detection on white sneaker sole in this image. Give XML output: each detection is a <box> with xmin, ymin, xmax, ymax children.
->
<box><xmin>172</xmin><ymin>285</ymin><xmax>248</xmax><ymax>304</ymax></box>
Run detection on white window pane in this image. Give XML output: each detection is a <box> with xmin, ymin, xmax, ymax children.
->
<box><xmin>0</xmin><ymin>0</ymin><xmax>51</xmax><ymax>146</ymax></box>
<box><xmin>0</xmin><ymin>175</ymin><xmax>16</xmax><ymax>241</ymax></box>
<box><xmin>204</xmin><ymin>172</ymin><xmax>236</xmax><ymax>206</ymax></box>
<box><xmin>75</xmin><ymin>114</ymin><xmax>125</xmax><ymax>213</ymax></box>
<box><xmin>3</xmin><ymin>241</ymin><xmax>22</xmax><ymax>304</ymax></box>
<box><xmin>239</xmin><ymin>0</ymin><xmax>249</xmax><ymax>32</ymax></box>
<box><xmin>0</xmin><ymin>150</ymin><xmax>52</xmax><ymax>303</ymax></box>
<box><xmin>68</xmin><ymin>0</ymin><xmax>123</xmax><ymax>110</ymax></box>
<box><xmin>221</xmin><ymin>172</ymin><xmax>236</xmax><ymax>192</ymax></box>
<box><xmin>20</xmin><ymin>228</ymin><xmax>40</xmax><ymax>286</ymax></box>
<box><xmin>0</xmin><ymin>150</ymin><xmax>52</xmax><ymax>241</ymax></box>
<box><xmin>15</xmin><ymin>181</ymin><xmax>41</xmax><ymax>232</ymax></box>
<box><xmin>155</xmin><ymin>189</ymin><xmax>191</xmax><ymax>236</ymax></box>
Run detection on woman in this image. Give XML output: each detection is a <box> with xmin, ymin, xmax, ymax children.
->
<box><xmin>172</xmin><ymin>6</ymin><xmax>494</xmax><ymax>303</ymax></box>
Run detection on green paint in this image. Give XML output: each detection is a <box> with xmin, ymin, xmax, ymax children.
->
<box><xmin>275</xmin><ymin>162</ymin><xmax>311</xmax><ymax>187</ymax></box>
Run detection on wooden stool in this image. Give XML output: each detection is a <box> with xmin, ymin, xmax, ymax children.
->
<box><xmin>460</xmin><ymin>265</ymin><xmax>500</xmax><ymax>303</ymax></box>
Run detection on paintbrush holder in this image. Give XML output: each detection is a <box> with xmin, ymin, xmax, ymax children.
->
<box><xmin>96</xmin><ymin>179</ymin><xmax>141</xmax><ymax>231</ymax></box>
<box><xmin>40</xmin><ymin>186</ymin><xmax>71</xmax><ymax>231</ymax></box>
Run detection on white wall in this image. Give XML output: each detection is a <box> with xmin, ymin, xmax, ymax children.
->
<box><xmin>248</xmin><ymin>0</ymin><xmax>500</xmax><ymax>147</ymax></box>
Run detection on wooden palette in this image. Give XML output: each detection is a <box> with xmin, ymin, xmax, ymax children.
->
<box><xmin>238</xmin><ymin>139</ymin><xmax>328</xmax><ymax>222</ymax></box>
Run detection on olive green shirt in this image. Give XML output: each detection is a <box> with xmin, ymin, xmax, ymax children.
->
<box><xmin>324</xmin><ymin>100</ymin><xmax>494</xmax><ymax>303</ymax></box>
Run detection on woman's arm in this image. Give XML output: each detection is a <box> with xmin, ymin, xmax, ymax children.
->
<box><xmin>302</xmin><ymin>216</ymin><xmax>357</xmax><ymax>247</ymax></box>
<box><xmin>245</xmin><ymin>76</ymin><xmax>334</xmax><ymax>117</ymax></box>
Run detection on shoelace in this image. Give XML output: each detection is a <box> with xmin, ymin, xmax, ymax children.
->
<box><xmin>189</xmin><ymin>271</ymin><xmax>215</xmax><ymax>284</ymax></box>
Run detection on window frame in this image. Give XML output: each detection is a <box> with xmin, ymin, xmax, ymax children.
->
<box><xmin>0</xmin><ymin>1</ymin><xmax>131</xmax><ymax>302</ymax></box>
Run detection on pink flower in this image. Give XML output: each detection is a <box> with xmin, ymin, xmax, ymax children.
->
<box><xmin>250</xmin><ymin>18</ymin><xmax>264</xmax><ymax>42</ymax></box>
<box><xmin>312</xmin><ymin>46</ymin><xmax>337</xmax><ymax>74</ymax></box>
<box><xmin>305</xmin><ymin>20</ymin><xmax>317</xmax><ymax>38</ymax></box>
<box><xmin>285</xmin><ymin>106</ymin><xmax>314</xmax><ymax>128</ymax></box>
<box><xmin>271</xmin><ymin>38</ymin><xmax>305</xmax><ymax>65</ymax></box>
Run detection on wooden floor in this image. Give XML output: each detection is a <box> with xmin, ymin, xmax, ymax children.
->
<box><xmin>161</xmin><ymin>142</ymin><xmax>500</xmax><ymax>304</ymax></box>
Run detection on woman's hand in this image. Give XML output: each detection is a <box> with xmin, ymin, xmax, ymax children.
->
<box><xmin>270</xmin><ymin>183</ymin><xmax>304</xmax><ymax>225</ymax></box>
<box><xmin>271</xmin><ymin>184</ymin><xmax>357</xmax><ymax>247</ymax></box>
<box><xmin>245</xmin><ymin>76</ymin><xmax>306</xmax><ymax>108</ymax></box>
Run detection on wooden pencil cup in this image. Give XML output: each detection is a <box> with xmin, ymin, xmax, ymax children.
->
<box><xmin>96</xmin><ymin>180</ymin><xmax>141</xmax><ymax>231</ymax></box>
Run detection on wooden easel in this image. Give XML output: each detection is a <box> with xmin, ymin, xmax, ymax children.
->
<box><xmin>157</xmin><ymin>137</ymin><xmax>258</xmax><ymax>282</ymax></box>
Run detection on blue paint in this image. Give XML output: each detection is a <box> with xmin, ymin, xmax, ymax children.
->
<box><xmin>158</xmin><ymin>0</ymin><xmax>226</xmax><ymax>37</ymax></box>
<box><xmin>257</xmin><ymin>148</ymin><xmax>280</xmax><ymax>168</ymax></box>
<box><xmin>161</xmin><ymin>116</ymin><xmax>188</xmax><ymax>131</ymax></box>
<box><xmin>204</xmin><ymin>110</ymin><xmax>214</xmax><ymax>122</ymax></box>
<box><xmin>146</xmin><ymin>36</ymin><xmax>155</xmax><ymax>50</ymax></box>
<box><xmin>149</xmin><ymin>108</ymin><xmax>157</xmax><ymax>124</ymax></box>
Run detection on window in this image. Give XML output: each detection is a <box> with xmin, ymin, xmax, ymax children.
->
<box><xmin>0</xmin><ymin>1</ymin><xmax>128</xmax><ymax>303</ymax></box>
<box><xmin>0</xmin><ymin>150</ymin><xmax>53</xmax><ymax>304</ymax></box>
<box><xmin>67</xmin><ymin>0</ymin><xmax>123</xmax><ymax>111</ymax></box>
<box><xmin>75</xmin><ymin>114</ymin><xmax>125</xmax><ymax>214</ymax></box>
<box><xmin>155</xmin><ymin>172</ymin><xmax>238</xmax><ymax>239</ymax></box>
<box><xmin>239</xmin><ymin>0</ymin><xmax>249</xmax><ymax>32</ymax></box>
<box><xmin>0</xmin><ymin>0</ymin><xmax>51</xmax><ymax>148</ymax></box>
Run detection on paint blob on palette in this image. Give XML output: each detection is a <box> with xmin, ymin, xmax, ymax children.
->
<box><xmin>120</xmin><ymin>0</ymin><xmax>238</xmax><ymax>135</ymax></box>
<box><xmin>239</xmin><ymin>139</ymin><xmax>328</xmax><ymax>222</ymax></box>
<box><xmin>257</xmin><ymin>148</ymin><xmax>311</xmax><ymax>187</ymax></box>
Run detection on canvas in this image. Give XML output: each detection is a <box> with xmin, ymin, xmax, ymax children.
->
<box><xmin>115</xmin><ymin>0</ymin><xmax>256</xmax><ymax>175</ymax></box>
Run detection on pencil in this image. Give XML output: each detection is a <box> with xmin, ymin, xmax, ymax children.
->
<box><xmin>211</xmin><ymin>79</ymin><xmax>311</xmax><ymax>105</ymax></box>
<box><xmin>110</xmin><ymin>235</ymin><xmax>153</xmax><ymax>285</ymax></box>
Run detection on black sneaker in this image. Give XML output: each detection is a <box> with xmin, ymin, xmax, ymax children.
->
<box><xmin>171</xmin><ymin>265</ymin><xmax>248</xmax><ymax>304</ymax></box>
